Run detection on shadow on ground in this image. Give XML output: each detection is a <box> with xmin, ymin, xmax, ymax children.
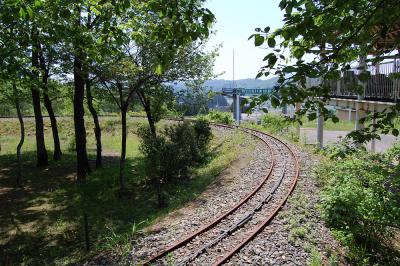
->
<box><xmin>0</xmin><ymin>145</ymin><xmax>224</xmax><ymax>265</ymax></box>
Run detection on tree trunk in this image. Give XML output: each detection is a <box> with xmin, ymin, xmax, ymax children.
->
<box><xmin>39</xmin><ymin>44</ymin><xmax>62</xmax><ymax>161</ymax></box>
<box><xmin>86</xmin><ymin>78</ymin><xmax>102</xmax><ymax>168</ymax></box>
<box><xmin>119</xmin><ymin>107</ymin><xmax>127</xmax><ymax>192</ymax></box>
<box><xmin>143</xmin><ymin>98</ymin><xmax>157</xmax><ymax>137</ymax></box>
<box><xmin>74</xmin><ymin>54</ymin><xmax>90</xmax><ymax>180</ymax></box>
<box><xmin>31</xmin><ymin>44</ymin><xmax>48</xmax><ymax>167</ymax></box>
<box><xmin>42</xmin><ymin>77</ymin><xmax>62</xmax><ymax>161</ymax></box>
<box><xmin>14</xmin><ymin>83</ymin><xmax>24</xmax><ymax>187</ymax></box>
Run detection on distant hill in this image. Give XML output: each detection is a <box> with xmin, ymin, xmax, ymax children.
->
<box><xmin>172</xmin><ymin>77</ymin><xmax>278</xmax><ymax>92</ymax></box>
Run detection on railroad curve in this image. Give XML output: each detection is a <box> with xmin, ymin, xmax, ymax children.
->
<box><xmin>141</xmin><ymin>123</ymin><xmax>300</xmax><ymax>265</ymax></box>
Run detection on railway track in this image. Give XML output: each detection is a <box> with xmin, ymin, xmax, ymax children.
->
<box><xmin>141</xmin><ymin>123</ymin><xmax>300</xmax><ymax>265</ymax></box>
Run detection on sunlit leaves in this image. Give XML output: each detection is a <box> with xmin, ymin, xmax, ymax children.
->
<box><xmin>254</xmin><ymin>34</ymin><xmax>264</xmax><ymax>46</ymax></box>
<box><xmin>246</xmin><ymin>0</ymin><xmax>400</xmax><ymax>144</ymax></box>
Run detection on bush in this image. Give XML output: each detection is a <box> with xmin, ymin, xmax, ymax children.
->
<box><xmin>138</xmin><ymin>119</ymin><xmax>212</xmax><ymax>207</ymax></box>
<box><xmin>67</xmin><ymin>136</ymin><xmax>76</xmax><ymax>152</ymax></box>
<box><xmin>206</xmin><ymin>110</ymin><xmax>234</xmax><ymax>125</ymax></box>
<box><xmin>261</xmin><ymin>113</ymin><xmax>289</xmax><ymax>134</ymax></box>
<box><xmin>320</xmin><ymin>138</ymin><xmax>365</xmax><ymax>159</ymax></box>
<box><xmin>317</xmin><ymin>148</ymin><xmax>400</xmax><ymax>264</ymax></box>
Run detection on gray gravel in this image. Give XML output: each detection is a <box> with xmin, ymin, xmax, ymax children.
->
<box><xmin>127</xmin><ymin>128</ymin><xmax>274</xmax><ymax>265</ymax></box>
<box><xmin>224</xmin><ymin>141</ymin><xmax>346</xmax><ymax>265</ymax></box>
<box><xmin>85</xmin><ymin>128</ymin><xmax>346</xmax><ymax>266</ymax></box>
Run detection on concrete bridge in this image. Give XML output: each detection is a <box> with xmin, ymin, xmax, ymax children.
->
<box><xmin>221</xmin><ymin>88</ymin><xmax>273</xmax><ymax>122</ymax></box>
<box><xmin>219</xmin><ymin>59</ymin><xmax>400</xmax><ymax>152</ymax></box>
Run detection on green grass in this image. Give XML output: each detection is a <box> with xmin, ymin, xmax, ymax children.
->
<box><xmin>310</xmin><ymin>248</ymin><xmax>323</xmax><ymax>266</ymax></box>
<box><xmin>0</xmin><ymin>117</ymin><xmax>251</xmax><ymax>265</ymax></box>
<box><xmin>301</xmin><ymin>118</ymin><xmax>355</xmax><ymax>131</ymax></box>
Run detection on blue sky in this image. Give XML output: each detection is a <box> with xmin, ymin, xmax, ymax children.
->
<box><xmin>205</xmin><ymin>0</ymin><xmax>284</xmax><ymax>80</ymax></box>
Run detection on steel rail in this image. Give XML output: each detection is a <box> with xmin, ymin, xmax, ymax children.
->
<box><xmin>177</xmin><ymin>138</ymin><xmax>288</xmax><ymax>265</ymax></box>
<box><xmin>142</xmin><ymin>123</ymin><xmax>277</xmax><ymax>265</ymax></box>
<box><xmin>212</xmin><ymin>128</ymin><xmax>300</xmax><ymax>266</ymax></box>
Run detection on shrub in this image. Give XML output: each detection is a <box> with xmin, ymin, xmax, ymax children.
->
<box><xmin>138</xmin><ymin>120</ymin><xmax>212</xmax><ymax>207</ymax></box>
<box><xmin>261</xmin><ymin>113</ymin><xmax>289</xmax><ymax>134</ymax></box>
<box><xmin>206</xmin><ymin>110</ymin><xmax>234</xmax><ymax>125</ymax></box>
<box><xmin>320</xmin><ymin>138</ymin><xmax>365</xmax><ymax>159</ymax></box>
<box><xmin>193</xmin><ymin>118</ymin><xmax>213</xmax><ymax>155</ymax></box>
<box><xmin>317</xmin><ymin>148</ymin><xmax>400</xmax><ymax>264</ymax></box>
<box><xmin>67</xmin><ymin>137</ymin><xmax>76</xmax><ymax>152</ymax></box>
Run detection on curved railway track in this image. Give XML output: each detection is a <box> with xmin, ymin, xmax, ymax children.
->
<box><xmin>141</xmin><ymin>123</ymin><xmax>300</xmax><ymax>265</ymax></box>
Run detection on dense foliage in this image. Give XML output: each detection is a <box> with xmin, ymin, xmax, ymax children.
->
<box><xmin>138</xmin><ymin>119</ymin><xmax>212</xmax><ymax>207</ymax></box>
<box><xmin>250</xmin><ymin>0</ymin><xmax>400</xmax><ymax>143</ymax></box>
<box><xmin>261</xmin><ymin>113</ymin><xmax>290</xmax><ymax>134</ymax></box>
<box><xmin>317</xmin><ymin>144</ymin><xmax>400</xmax><ymax>264</ymax></box>
<box><xmin>205</xmin><ymin>110</ymin><xmax>234</xmax><ymax>125</ymax></box>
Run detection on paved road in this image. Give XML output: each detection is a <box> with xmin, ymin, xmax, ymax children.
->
<box><xmin>300</xmin><ymin>128</ymin><xmax>399</xmax><ymax>153</ymax></box>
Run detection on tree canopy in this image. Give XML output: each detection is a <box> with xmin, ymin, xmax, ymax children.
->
<box><xmin>250</xmin><ymin>0</ymin><xmax>400</xmax><ymax>142</ymax></box>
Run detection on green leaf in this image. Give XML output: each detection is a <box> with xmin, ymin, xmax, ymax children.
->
<box><xmin>155</xmin><ymin>64</ymin><xmax>163</xmax><ymax>75</ymax></box>
<box><xmin>19</xmin><ymin>7</ymin><xmax>26</xmax><ymax>18</ymax></box>
<box><xmin>267</xmin><ymin>38</ymin><xmax>276</xmax><ymax>48</ymax></box>
<box><xmin>271</xmin><ymin>96</ymin><xmax>280</xmax><ymax>107</ymax></box>
<box><xmin>392</xmin><ymin>128</ymin><xmax>399</xmax><ymax>137</ymax></box>
<box><xmin>264</xmin><ymin>26</ymin><xmax>270</xmax><ymax>33</ymax></box>
<box><xmin>308</xmin><ymin>112</ymin><xmax>317</xmax><ymax>121</ymax></box>
<box><xmin>26</xmin><ymin>6</ymin><xmax>34</xmax><ymax>18</ymax></box>
<box><xmin>254</xmin><ymin>34</ymin><xmax>264</xmax><ymax>46</ymax></box>
<box><xmin>292</xmin><ymin>47</ymin><xmax>305</xmax><ymax>59</ymax></box>
<box><xmin>268</xmin><ymin>54</ymin><xmax>277</xmax><ymax>67</ymax></box>
<box><xmin>332</xmin><ymin>116</ymin><xmax>339</xmax><ymax>123</ymax></box>
<box><xmin>358</xmin><ymin>72</ymin><xmax>370</xmax><ymax>82</ymax></box>
<box><xmin>256</xmin><ymin>72</ymin><xmax>263</xmax><ymax>79</ymax></box>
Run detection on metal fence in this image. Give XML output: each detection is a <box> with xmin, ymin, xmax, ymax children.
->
<box><xmin>307</xmin><ymin>59</ymin><xmax>400</xmax><ymax>102</ymax></box>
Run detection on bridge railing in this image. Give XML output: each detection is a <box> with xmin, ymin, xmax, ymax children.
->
<box><xmin>221</xmin><ymin>88</ymin><xmax>273</xmax><ymax>96</ymax></box>
<box><xmin>306</xmin><ymin>59</ymin><xmax>400</xmax><ymax>102</ymax></box>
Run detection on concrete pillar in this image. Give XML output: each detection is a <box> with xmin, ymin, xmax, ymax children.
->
<box><xmin>371</xmin><ymin>117</ymin><xmax>376</xmax><ymax>152</ymax></box>
<box><xmin>358</xmin><ymin>55</ymin><xmax>367</xmax><ymax>100</ymax></box>
<box><xmin>336</xmin><ymin>79</ymin><xmax>341</xmax><ymax>96</ymax></box>
<box><xmin>295</xmin><ymin>102</ymin><xmax>301</xmax><ymax>136</ymax></box>
<box><xmin>371</xmin><ymin>105</ymin><xmax>376</xmax><ymax>152</ymax></box>
<box><xmin>393</xmin><ymin>58</ymin><xmax>399</xmax><ymax>102</ymax></box>
<box><xmin>233</xmin><ymin>93</ymin><xmax>241</xmax><ymax>124</ymax></box>
<box><xmin>317</xmin><ymin>108</ymin><xmax>324</xmax><ymax>148</ymax></box>
<box><xmin>233</xmin><ymin>94</ymin><xmax>237</xmax><ymax>122</ymax></box>
<box><xmin>282</xmin><ymin>104</ymin><xmax>287</xmax><ymax>115</ymax></box>
<box><xmin>355</xmin><ymin>102</ymin><xmax>365</xmax><ymax>131</ymax></box>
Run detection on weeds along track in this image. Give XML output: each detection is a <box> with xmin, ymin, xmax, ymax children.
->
<box><xmin>142</xmin><ymin>123</ymin><xmax>300</xmax><ymax>265</ymax></box>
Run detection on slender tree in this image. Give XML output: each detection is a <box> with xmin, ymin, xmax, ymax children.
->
<box><xmin>31</xmin><ymin>29</ymin><xmax>48</xmax><ymax>166</ymax></box>
<box><xmin>95</xmin><ymin>0</ymin><xmax>216</xmax><ymax>192</ymax></box>
<box><xmin>13</xmin><ymin>82</ymin><xmax>25</xmax><ymax>187</ymax></box>
<box><xmin>38</xmin><ymin>44</ymin><xmax>62</xmax><ymax>160</ymax></box>
<box><xmin>86</xmin><ymin>77</ymin><xmax>102</xmax><ymax>168</ymax></box>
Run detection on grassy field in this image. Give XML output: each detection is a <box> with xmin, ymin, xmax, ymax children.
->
<box><xmin>301</xmin><ymin>118</ymin><xmax>355</xmax><ymax>131</ymax></box>
<box><xmin>0</xmin><ymin>117</ymin><xmax>252</xmax><ymax>265</ymax></box>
